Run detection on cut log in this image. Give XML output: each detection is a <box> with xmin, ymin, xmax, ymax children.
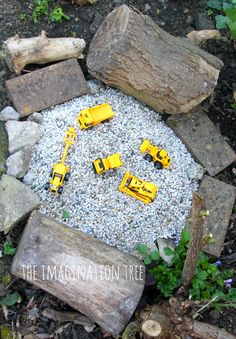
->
<box><xmin>87</xmin><ymin>5</ymin><xmax>223</xmax><ymax>114</ymax></box>
<box><xmin>11</xmin><ymin>211</ymin><xmax>145</xmax><ymax>335</ymax></box>
<box><xmin>1</xmin><ymin>31</ymin><xmax>85</xmax><ymax>74</ymax></box>
<box><xmin>141</xmin><ymin>320</ymin><xmax>162</xmax><ymax>339</ymax></box>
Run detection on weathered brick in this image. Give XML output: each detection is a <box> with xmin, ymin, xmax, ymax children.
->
<box><xmin>167</xmin><ymin>107</ymin><xmax>236</xmax><ymax>176</ymax></box>
<box><xmin>198</xmin><ymin>175</ymin><xmax>236</xmax><ymax>257</ymax></box>
<box><xmin>6</xmin><ymin>58</ymin><xmax>88</xmax><ymax>116</ymax></box>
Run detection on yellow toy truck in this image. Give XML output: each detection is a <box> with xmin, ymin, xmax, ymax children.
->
<box><xmin>45</xmin><ymin>127</ymin><xmax>76</xmax><ymax>194</ymax></box>
<box><xmin>119</xmin><ymin>171</ymin><xmax>158</xmax><ymax>204</ymax></box>
<box><xmin>140</xmin><ymin>139</ymin><xmax>171</xmax><ymax>169</ymax></box>
<box><xmin>77</xmin><ymin>103</ymin><xmax>115</xmax><ymax>129</ymax></box>
<box><xmin>93</xmin><ymin>153</ymin><xmax>123</xmax><ymax>174</ymax></box>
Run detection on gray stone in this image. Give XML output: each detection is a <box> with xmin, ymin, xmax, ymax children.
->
<box><xmin>5</xmin><ymin>121</ymin><xmax>40</xmax><ymax>154</ymax></box>
<box><xmin>0</xmin><ymin>106</ymin><xmax>19</xmax><ymax>121</ymax></box>
<box><xmin>198</xmin><ymin>175</ymin><xmax>236</xmax><ymax>257</ymax></box>
<box><xmin>0</xmin><ymin>122</ymin><xmax>8</xmax><ymax>176</ymax></box>
<box><xmin>144</xmin><ymin>4</ymin><xmax>151</xmax><ymax>11</ymax></box>
<box><xmin>27</xmin><ymin>112</ymin><xmax>43</xmax><ymax>124</ymax></box>
<box><xmin>87</xmin><ymin>80</ymin><xmax>102</xmax><ymax>95</ymax></box>
<box><xmin>23</xmin><ymin>171</ymin><xmax>35</xmax><ymax>186</ymax></box>
<box><xmin>167</xmin><ymin>107</ymin><xmax>236</xmax><ymax>176</ymax></box>
<box><xmin>187</xmin><ymin>162</ymin><xmax>205</xmax><ymax>180</ymax></box>
<box><xmin>0</xmin><ymin>174</ymin><xmax>40</xmax><ymax>234</ymax></box>
<box><xmin>196</xmin><ymin>12</ymin><xmax>215</xmax><ymax>30</ymax></box>
<box><xmin>6</xmin><ymin>147</ymin><xmax>33</xmax><ymax>178</ymax></box>
<box><xmin>156</xmin><ymin>238</ymin><xmax>175</xmax><ymax>264</ymax></box>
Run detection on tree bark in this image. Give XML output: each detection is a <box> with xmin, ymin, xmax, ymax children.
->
<box><xmin>87</xmin><ymin>5</ymin><xmax>223</xmax><ymax>114</ymax></box>
<box><xmin>1</xmin><ymin>31</ymin><xmax>85</xmax><ymax>74</ymax></box>
<box><xmin>181</xmin><ymin>193</ymin><xmax>205</xmax><ymax>289</ymax></box>
<box><xmin>11</xmin><ymin>211</ymin><xmax>145</xmax><ymax>335</ymax></box>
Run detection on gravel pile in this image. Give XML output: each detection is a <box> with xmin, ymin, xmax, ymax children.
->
<box><xmin>26</xmin><ymin>87</ymin><xmax>201</xmax><ymax>252</ymax></box>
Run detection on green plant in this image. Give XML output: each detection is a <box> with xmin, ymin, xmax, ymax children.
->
<box><xmin>230</xmin><ymin>102</ymin><xmax>236</xmax><ymax>108</ymax></box>
<box><xmin>32</xmin><ymin>0</ymin><xmax>70</xmax><ymax>23</ymax></box>
<box><xmin>3</xmin><ymin>241</ymin><xmax>16</xmax><ymax>256</ymax></box>
<box><xmin>0</xmin><ymin>292</ymin><xmax>21</xmax><ymax>306</ymax></box>
<box><xmin>19</xmin><ymin>12</ymin><xmax>27</xmax><ymax>22</ymax></box>
<box><xmin>32</xmin><ymin>0</ymin><xmax>50</xmax><ymax>23</ymax></box>
<box><xmin>137</xmin><ymin>230</ymin><xmax>235</xmax><ymax>304</ymax></box>
<box><xmin>50</xmin><ymin>5</ymin><xmax>70</xmax><ymax>22</ymax></box>
<box><xmin>62</xmin><ymin>210</ymin><xmax>70</xmax><ymax>219</ymax></box>
<box><xmin>207</xmin><ymin>0</ymin><xmax>236</xmax><ymax>39</ymax></box>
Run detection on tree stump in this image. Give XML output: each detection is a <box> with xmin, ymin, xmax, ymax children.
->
<box><xmin>11</xmin><ymin>211</ymin><xmax>145</xmax><ymax>335</ymax></box>
<box><xmin>87</xmin><ymin>5</ymin><xmax>223</xmax><ymax>114</ymax></box>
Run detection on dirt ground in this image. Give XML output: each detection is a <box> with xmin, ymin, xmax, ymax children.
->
<box><xmin>0</xmin><ymin>0</ymin><xmax>236</xmax><ymax>338</ymax></box>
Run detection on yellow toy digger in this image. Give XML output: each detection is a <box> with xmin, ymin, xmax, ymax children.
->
<box><xmin>93</xmin><ymin>153</ymin><xmax>123</xmax><ymax>174</ymax></box>
<box><xmin>140</xmin><ymin>139</ymin><xmax>171</xmax><ymax>169</ymax></box>
<box><xmin>119</xmin><ymin>171</ymin><xmax>158</xmax><ymax>204</ymax></box>
<box><xmin>45</xmin><ymin>127</ymin><xmax>76</xmax><ymax>194</ymax></box>
<box><xmin>77</xmin><ymin>103</ymin><xmax>115</xmax><ymax>129</ymax></box>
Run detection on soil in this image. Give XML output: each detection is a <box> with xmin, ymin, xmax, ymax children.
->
<box><xmin>0</xmin><ymin>0</ymin><xmax>236</xmax><ymax>338</ymax></box>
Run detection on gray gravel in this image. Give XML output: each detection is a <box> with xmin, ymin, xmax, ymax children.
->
<box><xmin>25</xmin><ymin>87</ymin><xmax>201</xmax><ymax>252</ymax></box>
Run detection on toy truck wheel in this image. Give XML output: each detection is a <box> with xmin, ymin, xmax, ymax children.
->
<box><xmin>50</xmin><ymin>170</ymin><xmax>53</xmax><ymax>177</ymax></box>
<box><xmin>58</xmin><ymin>187</ymin><xmax>63</xmax><ymax>194</ymax></box>
<box><xmin>45</xmin><ymin>183</ymin><xmax>50</xmax><ymax>190</ymax></box>
<box><xmin>154</xmin><ymin>161</ymin><xmax>163</xmax><ymax>169</ymax></box>
<box><xmin>144</xmin><ymin>154</ymin><xmax>153</xmax><ymax>162</ymax></box>
<box><xmin>92</xmin><ymin>162</ymin><xmax>98</xmax><ymax>174</ymax></box>
<box><xmin>65</xmin><ymin>173</ymin><xmax>70</xmax><ymax>181</ymax></box>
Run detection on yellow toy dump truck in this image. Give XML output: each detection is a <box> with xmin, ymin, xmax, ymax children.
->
<box><xmin>119</xmin><ymin>171</ymin><xmax>158</xmax><ymax>204</ymax></box>
<box><xmin>140</xmin><ymin>139</ymin><xmax>171</xmax><ymax>169</ymax></box>
<box><xmin>77</xmin><ymin>103</ymin><xmax>115</xmax><ymax>129</ymax></box>
<box><xmin>93</xmin><ymin>153</ymin><xmax>123</xmax><ymax>174</ymax></box>
<box><xmin>45</xmin><ymin>127</ymin><xmax>76</xmax><ymax>194</ymax></box>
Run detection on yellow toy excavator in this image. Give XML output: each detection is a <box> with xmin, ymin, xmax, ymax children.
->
<box><xmin>140</xmin><ymin>139</ymin><xmax>171</xmax><ymax>169</ymax></box>
<box><xmin>93</xmin><ymin>153</ymin><xmax>123</xmax><ymax>174</ymax></box>
<box><xmin>119</xmin><ymin>171</ymin><xmax>158</xmax><ymax>204</ymax></box>
<box><xmin>45</xmin><ymin>127</ymin><xmax>76</xmax><ymax>194</ymax></box>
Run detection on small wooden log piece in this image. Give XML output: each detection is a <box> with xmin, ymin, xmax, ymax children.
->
<box><xmin>181</xmin><ymin>193</ymin><xmax>205</xmax><ymax>289</ymax></box>
<box><xmin>87</xmin><ymin>5</ymin><xmax>223</xmax><ymax>114</ymax></box>
<box><xmin>1</xmin><ymin>31</ymin><xmax>85</xmax><ymax>74</ymax></box>
<box><xmin>73</xmin><ymin>0</ymin><xmax>97</xmax><ymax>4</ymax></box>
<box><xmin>141</xmin><ymin>320</ymin><xmax>162</xmax><ymax>339</ymax></box>
<box><xmin>11</xmin><ymin>211</ymin><xmax>145</xmax><ymax>335</ymax></box>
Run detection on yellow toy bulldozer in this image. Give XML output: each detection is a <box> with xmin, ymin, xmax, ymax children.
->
<box><xmin>45</xmin><ymin>127</ymin><xmax>76</xmax><ymax>194</ymax></box>
<box><xmin>140</xmin><ymin>139</ymin><xmax>171</xmax><ymax>169</ymax></box>
<box><xmin>119</xmin><ymin>171</ymin><xmax>158</xmax><ymax>204</ymax></box>
<box><xmin>93</xmin><ymin>153</ymin><xmax>122</xmax><ymax>174</ymax></box>
<box><xmin>77</xmin><ymin>103</ymin><xmax>115</xmax><ymax>129</ymax></box>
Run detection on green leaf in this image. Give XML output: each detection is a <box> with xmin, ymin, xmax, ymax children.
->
<box><xmin>207</xmin><ymin>0</ymin><xmax>223</xmax><ymax>10</ymax></box>
<box><xmin>150</xmin><ymin>251</ymin><xmax>160</xmax><ymax>261</ymax></box>
<box><xmin>163</xmin><ymin>247</ymin><xmax>174</xmax><ymax>256</ymax></box>
<box><xmin>208</xmin><ymin>9</ymin><xmax>214</xmax><ymax>15</ymax></box>
<box><xmin>3</xmin><ymin>241</ymin><xmax>16</xmax><ymax>256</ymax></box>
<box><xmin>223</xmin><ymin>2</ymin><xmax>234</xmax><ymax>10</ymax></box>
<box><xmin>225</xmin><ymin>7</ymin><xmax>236</xmax><ymax>21</ymax></box>
<box><xmin>196</xmin><ymin>271</ymin><xmax>207</xmax><ymax>280</ymax></box>
<box><xmin>144</xmin><ymin>257</ymin><xmax>152</xmax><ymax>265</ymax></box>
<box><xmin>62</xmin><ymin>210</ymin><xmax>70</xmax><ymax>219</ymax></box>
<box><xmin>136</xmin><ymin>243</ymin><xmax>148</xmax><ymax>255</ymax></box>
<box><xmin>0</xmin><ymin>292</ymin><xmax>21</xmax><ymax>306</ymax></box>
<box><xmin>181</xmin><ymin>230</ymin><xmax>190</xmax><ymax>243</ymax></box>
<box><xmin>228</xmin><ymin>20</ymin><xmax>236</xmax><ymax>38</ymax></box>
<box><xmin>215</xmin><ymin>14</ymin><xmax>230</xmax><ymax>29</ymax></box>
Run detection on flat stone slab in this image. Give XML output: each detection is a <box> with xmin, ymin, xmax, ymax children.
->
<box><xmin>167</xmin><ymin>107</ymin><xmax>236</xmax><ymax>176</ymax></box>
<box><xmin>0</xmin><ymin>174</ymin><xmax>40</xmax><ymax>234</ymax></box>
<box><xmin>6</xmin><ymin>58</ymin><xmax>88</xmax><ymax>117</ymax></box>
<box><xmin>198</xmin><ymin>175</ymin><xmax>236</xmax><ymax>257</ymax></box>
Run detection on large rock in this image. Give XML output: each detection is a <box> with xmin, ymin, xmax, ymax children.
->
<box><xmin>6</xmin><ymin>147</ymin><xmax>33</xmax><ymax>178</ymax></box>
<box><xmin>5</xmin><ymin>121</ymin><xmax>40</xmax><ymax>154</ymax></box>
<box><xmin>0</xmin><ymin>174</ymin><xmax>40</xmax><ymax>234</ymax></box>
<box><xmin>0</xmin><ymin>106</ymin><xmax>19</xmax><ymax>121</ymax></box>
<box><xmin>0</xmin><ymin>122</ymin><xmax>8</xmax><ymax>176</ymax></box>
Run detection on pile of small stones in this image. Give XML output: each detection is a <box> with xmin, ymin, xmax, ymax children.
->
<box><xmin>24</xmin><ymin>87</ymin><xmax>203</xmax><ymax>252</ymax></box>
